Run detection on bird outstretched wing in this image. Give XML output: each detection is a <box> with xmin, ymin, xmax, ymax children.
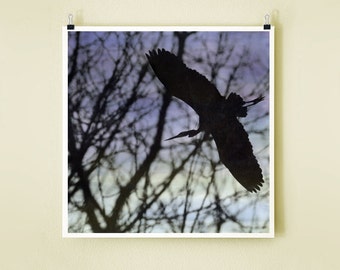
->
<box><xmin>211</xmin><ymin>113</ymin><xmax>264</xmax><ymax>192</ymax></box>
<box><xmin>146</xmin><ymin>49</ymin><xmax>264</xmax><ymax>193</ymax></box>
<box><xmin>146</xmin><ymin>49</ymin><xmax>223</xmax><ymax>115</ymax></box>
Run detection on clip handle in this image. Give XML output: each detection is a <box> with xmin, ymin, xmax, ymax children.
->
<box><xmin>67</xmin><ymin>14</ymin><xmax>75</xmax><ymax>30</ymax></box>
<box><xmin>263</xmin><ymin>14</ymin><xmax>271</xmax><ymax>30</ymax></box>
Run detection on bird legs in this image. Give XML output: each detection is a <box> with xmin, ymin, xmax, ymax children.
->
<box><xmin>164</xmin><ymin>96</ymin><xmax>264</xmax><ymax>141</ymax></box>
<box><xmin>244</xmin><ymin>96</ymin><xmax>264</xmax><ymax>107</ymax></box>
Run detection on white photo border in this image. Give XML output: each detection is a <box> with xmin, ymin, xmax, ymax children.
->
<box><xmin>62</xmin><ymin>26</ymin><xmax>275</xmax><ymax>238</ymax></box>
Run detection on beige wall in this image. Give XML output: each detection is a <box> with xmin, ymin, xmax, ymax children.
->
<box><xmin>1</xmin><ymin>0</ymin><xmax>339</xmax><ymax>269</ymax></box>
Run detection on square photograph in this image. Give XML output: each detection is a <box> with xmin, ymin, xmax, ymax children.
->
<box><xmin>63</xmin><ymin>27</ymin><xmax>274</xmax><ymax>237</ymax></box>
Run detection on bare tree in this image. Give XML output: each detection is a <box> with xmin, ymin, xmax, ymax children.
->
<box><xmin>67</xmin><ymin>30</ymin><xmax>270</xmax><ymax>233</ymax></box>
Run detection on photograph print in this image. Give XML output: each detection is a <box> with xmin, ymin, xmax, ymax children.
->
<box><xmin>64</xmin><ymin>27</ymin><xmax>274</xmax><ymax>237</ymax></box>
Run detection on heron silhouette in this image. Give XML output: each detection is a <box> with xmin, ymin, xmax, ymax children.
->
<box><xmin>146</xmin><ymin>49</ymin><xmax>264</xmax><ymax>193</ymax></box>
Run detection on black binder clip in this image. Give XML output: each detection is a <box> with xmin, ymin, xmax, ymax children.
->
<box><xmin>67</xmin><ymin>14</ymin><xmax>75</xmax><ymax>30</ymax></box>
<box><xmin>263</xmin><ymin>14</ymin><xmax>271</xmax><ymax>30</ymax></box>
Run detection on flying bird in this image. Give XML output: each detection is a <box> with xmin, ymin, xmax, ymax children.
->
<box><xmin>146</xmin><ymin>49</ymin><xmax>264</xmax><ymax>193</ymax></box>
